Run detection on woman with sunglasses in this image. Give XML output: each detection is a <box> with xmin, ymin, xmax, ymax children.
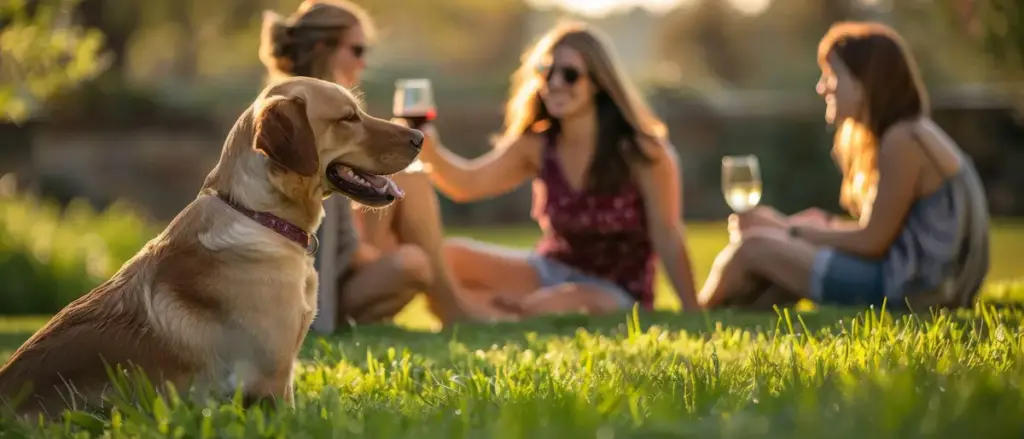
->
<box><xmin>411</xmin><ymin>21</ymin><xmax>701</xmax><ymax>317</ymax></box>
<box><xmin>259</xmin><ymin>0</ymin><xmax>484</xmax><ymax>328</ymax></box>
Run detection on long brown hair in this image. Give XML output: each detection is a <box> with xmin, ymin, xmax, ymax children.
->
<box><xmin>501</xmin><ymin>20</ymin><xmax>668</xmax><ymax>193</ymax></box>
<box><xmin>818</xmin><ymin>21</ymin><xmax>929</xmax><ymax>216</ymax></box>
<box><xmin>259</xmin><ymin>0</ymin><xmax>375</xmax><ymax>83</ymax></box>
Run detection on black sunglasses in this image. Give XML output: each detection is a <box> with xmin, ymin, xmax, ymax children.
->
<box><xmin>349</xmin><ymin>44</ymin><xmax>368</xmax><ymax>59</ymax></box>
<box><xmin>536</xmin><ymin>64</ymin><xmax>584</xmax><ymax>85</ymax></box>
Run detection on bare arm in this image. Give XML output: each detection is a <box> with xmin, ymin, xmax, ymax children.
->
<box><xmin>788</xmin><ymin>208</ymin><xmax>861</xmax><ymax>229</ymax></box>
<box><xmin>417</xmin><ymin>124</ymin><xmax>541</xmax><ymax>203</ymax></box>
<box><xmin>791</xmin><ymin>125</ymin><xmax>922</xmax><ymax>258</ymax></box>
<box><xmin>633</xmin><ymin>138</ymin><xmax>700</xmax><ymax>311</ymax></box>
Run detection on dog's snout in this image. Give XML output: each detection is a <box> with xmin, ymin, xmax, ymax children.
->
<box><xmin>409</xmin><ymin>130</ymin><xmax>424</xmax><ymax>150</ymax></box>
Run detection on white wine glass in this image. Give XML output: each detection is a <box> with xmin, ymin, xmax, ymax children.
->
<box><xmin>393</xmin><ymin>79</ymin><xmax>436</xmax><ymax>173</ymax></box>
<box><xmin>722</xmin><ymin>155</ymin><xmax>762</xmax><ymax>213</ymax></box>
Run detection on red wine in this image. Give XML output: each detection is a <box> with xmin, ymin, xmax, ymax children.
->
<box><xmin>395</xmin><ymin>108</ymin><xmax>436</xmax><ymax>129</ymax></box>
<box><xmin>400</xmin><ymin>116</ymin><xmax>428</xmax><ymax>129</ymax></box>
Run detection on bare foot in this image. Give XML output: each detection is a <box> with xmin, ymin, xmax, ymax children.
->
<box><xmin>445</xmin><ymin>297</ymin><xmax>520</xmax><ymax>325</ymax></box>
<box><xmin>492</xmin><ymin>296</ymin><xmax>524</xmax><ymax>314</ymax></box>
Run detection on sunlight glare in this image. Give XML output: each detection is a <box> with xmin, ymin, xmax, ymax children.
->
<box><xmin>727</xmin><ymin>0</ymin><xmax>771</xmax><ymax>16</ymax></box>
<box><xmin>525</xmin><ymin>0</ymin><xmax>689</xmax><ymax>17</ymax></box>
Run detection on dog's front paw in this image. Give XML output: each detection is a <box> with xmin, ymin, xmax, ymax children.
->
<box><xmin>241</xmin><ymin>392</ymin><xmax>280</xmax><ymax>411</ymax></box>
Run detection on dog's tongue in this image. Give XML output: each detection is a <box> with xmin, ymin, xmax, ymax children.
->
<box><xmin>384</xmin><ymin>178</ymin><xmax>404</xmax><ymax>199</ymax></box>
<box><xmin>361</xmin><ymin>172</ymin><xmax>405</xmax><ymax>200</ymax></box>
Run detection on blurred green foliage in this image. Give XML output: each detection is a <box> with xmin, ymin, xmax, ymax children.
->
<box><xmin>0</xmin><ymin>0</ymin><xmax>108</xmax><ymax>122</ymax></box>
<box><xmin>934</xmin><ymin>0</ymin><xmax>1024</xmax><ymax>92</ymax></box>
<box><xmin>969</xmin><ymin>0</ymin><xmax>1024</xmax><ymax>74</ymax></box>
<box><xmin>0</xmin><ymin>176</ymin><xmax>155</xmax><ymax>314</ymax></box>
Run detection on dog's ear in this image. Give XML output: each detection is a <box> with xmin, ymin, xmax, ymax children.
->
<box><xmin>253</xmin><ymin>95</ymin><xmax>319</xmax><ymax>177</ymax></box>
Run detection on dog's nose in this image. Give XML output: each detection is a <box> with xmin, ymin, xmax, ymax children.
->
<box><xmin>409</xmin><ymin>130</ymin><xmax>424</xmax><ymax>149</ymax></box>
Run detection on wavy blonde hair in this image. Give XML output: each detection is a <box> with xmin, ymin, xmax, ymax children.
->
<box><xmin>818</xmin><ymin>21</ymin><xmax>929</xmax><ymax>216</ymax></box>
<box><xmin>500</xmin><ymin>20</ymin><xmax>668</xmax><ymax>192</ymax></box>
<box><xmin>258</xmin><ymin>0</ymin><xmax>375</xmax><ymax>83</ymax></box>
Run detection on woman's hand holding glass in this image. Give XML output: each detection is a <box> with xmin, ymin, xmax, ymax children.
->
<box><xmin>393</xmin><ymin>78</ymin><xmax>436</xmax><ymax>174</ymax></box>
<box><xmin>722</xmin><ymin>155</ymin><xmax>786</xmax><ymax>240</ymax></box>
<box><xmin>728</xmin><ymin>206</ymin><xmax>788</xmax><ymax>240</ymax></box>
<box><xmin>788</xmin><ymin>207</ymin><xmax>834</xmax><ymax>228</ymax></box>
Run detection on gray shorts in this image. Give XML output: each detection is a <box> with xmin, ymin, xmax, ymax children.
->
<box><xmin>525</xmin><ymin>253</ymin><xmax>637</xmax><ymax>309</ymax></box>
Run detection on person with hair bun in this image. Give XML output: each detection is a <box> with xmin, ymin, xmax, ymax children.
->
<box><xmin>260</xmin><ymin>0</ymin><xmax>374</xmax><ymax>87</ymax></box>
<box><xmin>258</xmin><ymin>0</ymin><xmax>492</xmax><ymax>330</ymax></box>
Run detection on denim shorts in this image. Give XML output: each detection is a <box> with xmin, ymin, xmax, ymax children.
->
<box><xmin>809</xmin><ymin>248</ymin><xmax>887</xmax><ymax>306</ymax></box>
<box><xmin>525</xmin><ymin>254</ymin><xmax>637</xmax><ymax>309</ymax></box>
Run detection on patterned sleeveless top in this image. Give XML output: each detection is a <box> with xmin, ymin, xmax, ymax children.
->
<box><xmin>530</xmin><ymin>133</ymin><xmax>656</xmax><ymax>308</ymax></box>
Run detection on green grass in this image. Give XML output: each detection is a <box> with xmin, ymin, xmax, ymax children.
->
<box><xmin>395</xmin><ymin>221</ymin><xmax>1024</xmax><ymax>331</ymax></box>
<box><xmin>2</xmin><ymin>223</ymin><xmax>1024</xmax><ymax>437</ymax></box>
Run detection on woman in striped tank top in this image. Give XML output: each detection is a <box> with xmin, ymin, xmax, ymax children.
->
<box><xmin>410</xmin><ymin>21</ymin><xmax>701</xmax><ymax>317</ymax></box>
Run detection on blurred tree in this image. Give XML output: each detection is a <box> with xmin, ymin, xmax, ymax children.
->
<box><xmin>362</xmin><ymin>0</ymin><xmax>529</xmax><ymax>74</ymax></box>
<box><xmin>756</xmin><ymin>0</ymin><xmax>852</xmax><ymax>89</ymax></box>
<box><xmin>940</xmin><ymin>0</ymin><xmax>1024</xmax><ymax>79</ymax></box>
<box><xmin>656</xmin><ymin>0</ymin><xmax>846</xmax><ymax>91</ymax></box>
<box><xmin>75</xmin><ymin>0</ymin><xmax>138</xmax><ymax>76</ymax></box>
<box><xmin>688</xmin><ymin>1</ymin><xmax>748</xmax><ymax>85</ymax></box>
<box><xmin>884</xmin><ymin>0</ymin><xmax>990</xmax><ymax>87</ymax></box>
<box><xmin>0</xmin><ymin>0</ymin><xmax>108</xmax><ymax>122</ymax></box>
<box><xmin>819</xmin><ymin>0</ymin><xmax>852</xmax><ymax>29</ymax></box>
<box><xmin>656</xmin><ymin>0</ymin><xmax>752</xmax><ymax>89</ymax></box>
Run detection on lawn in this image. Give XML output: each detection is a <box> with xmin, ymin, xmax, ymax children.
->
<box><xmin>394</xmin><ymin>221</ymin><xmax>1024</xmax><ymax>331</ymax></box>
<box><xmin>1</xmin><ymin>222</ymin><xmax>1024</xmax><ymax>437</ymax></box>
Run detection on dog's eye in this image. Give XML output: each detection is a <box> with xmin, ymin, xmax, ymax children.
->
<box><xmin>339</xmin><ymin>112</ymin><xmax>360</xmax><ymax>123</ymax></box>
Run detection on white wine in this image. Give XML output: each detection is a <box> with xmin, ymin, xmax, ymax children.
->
<box><xmin>725</xmin><ymin>182</ymin><xmax>762</xmax><ymax>213</ymax></box>
<box><xmin>721</xmin><ymin>154</ymin><xmax>763</xmax><ymax>213</ymax></box>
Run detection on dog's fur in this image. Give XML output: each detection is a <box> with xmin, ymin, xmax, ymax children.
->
<box><xmin>0</xmin><ymin>77</ymin><xmax>422</xmax><ymax>418</ymax></box>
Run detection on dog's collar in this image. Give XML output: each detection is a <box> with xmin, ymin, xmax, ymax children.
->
<box><xmin>215</xmin><ymin>192</ymin><xmax>319</xmax><ymax>255</ymax></box>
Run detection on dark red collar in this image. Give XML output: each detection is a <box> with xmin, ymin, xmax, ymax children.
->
<box><xmin>216</xmin><ymin>192</ymin><xmax>318</xmax><ymax>254</ymax></box>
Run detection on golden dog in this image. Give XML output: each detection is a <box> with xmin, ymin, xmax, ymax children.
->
<box><xmin>0</xmin><ymin>76</ymin><xmax>422</xmax><ymax>418</ymax></box>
